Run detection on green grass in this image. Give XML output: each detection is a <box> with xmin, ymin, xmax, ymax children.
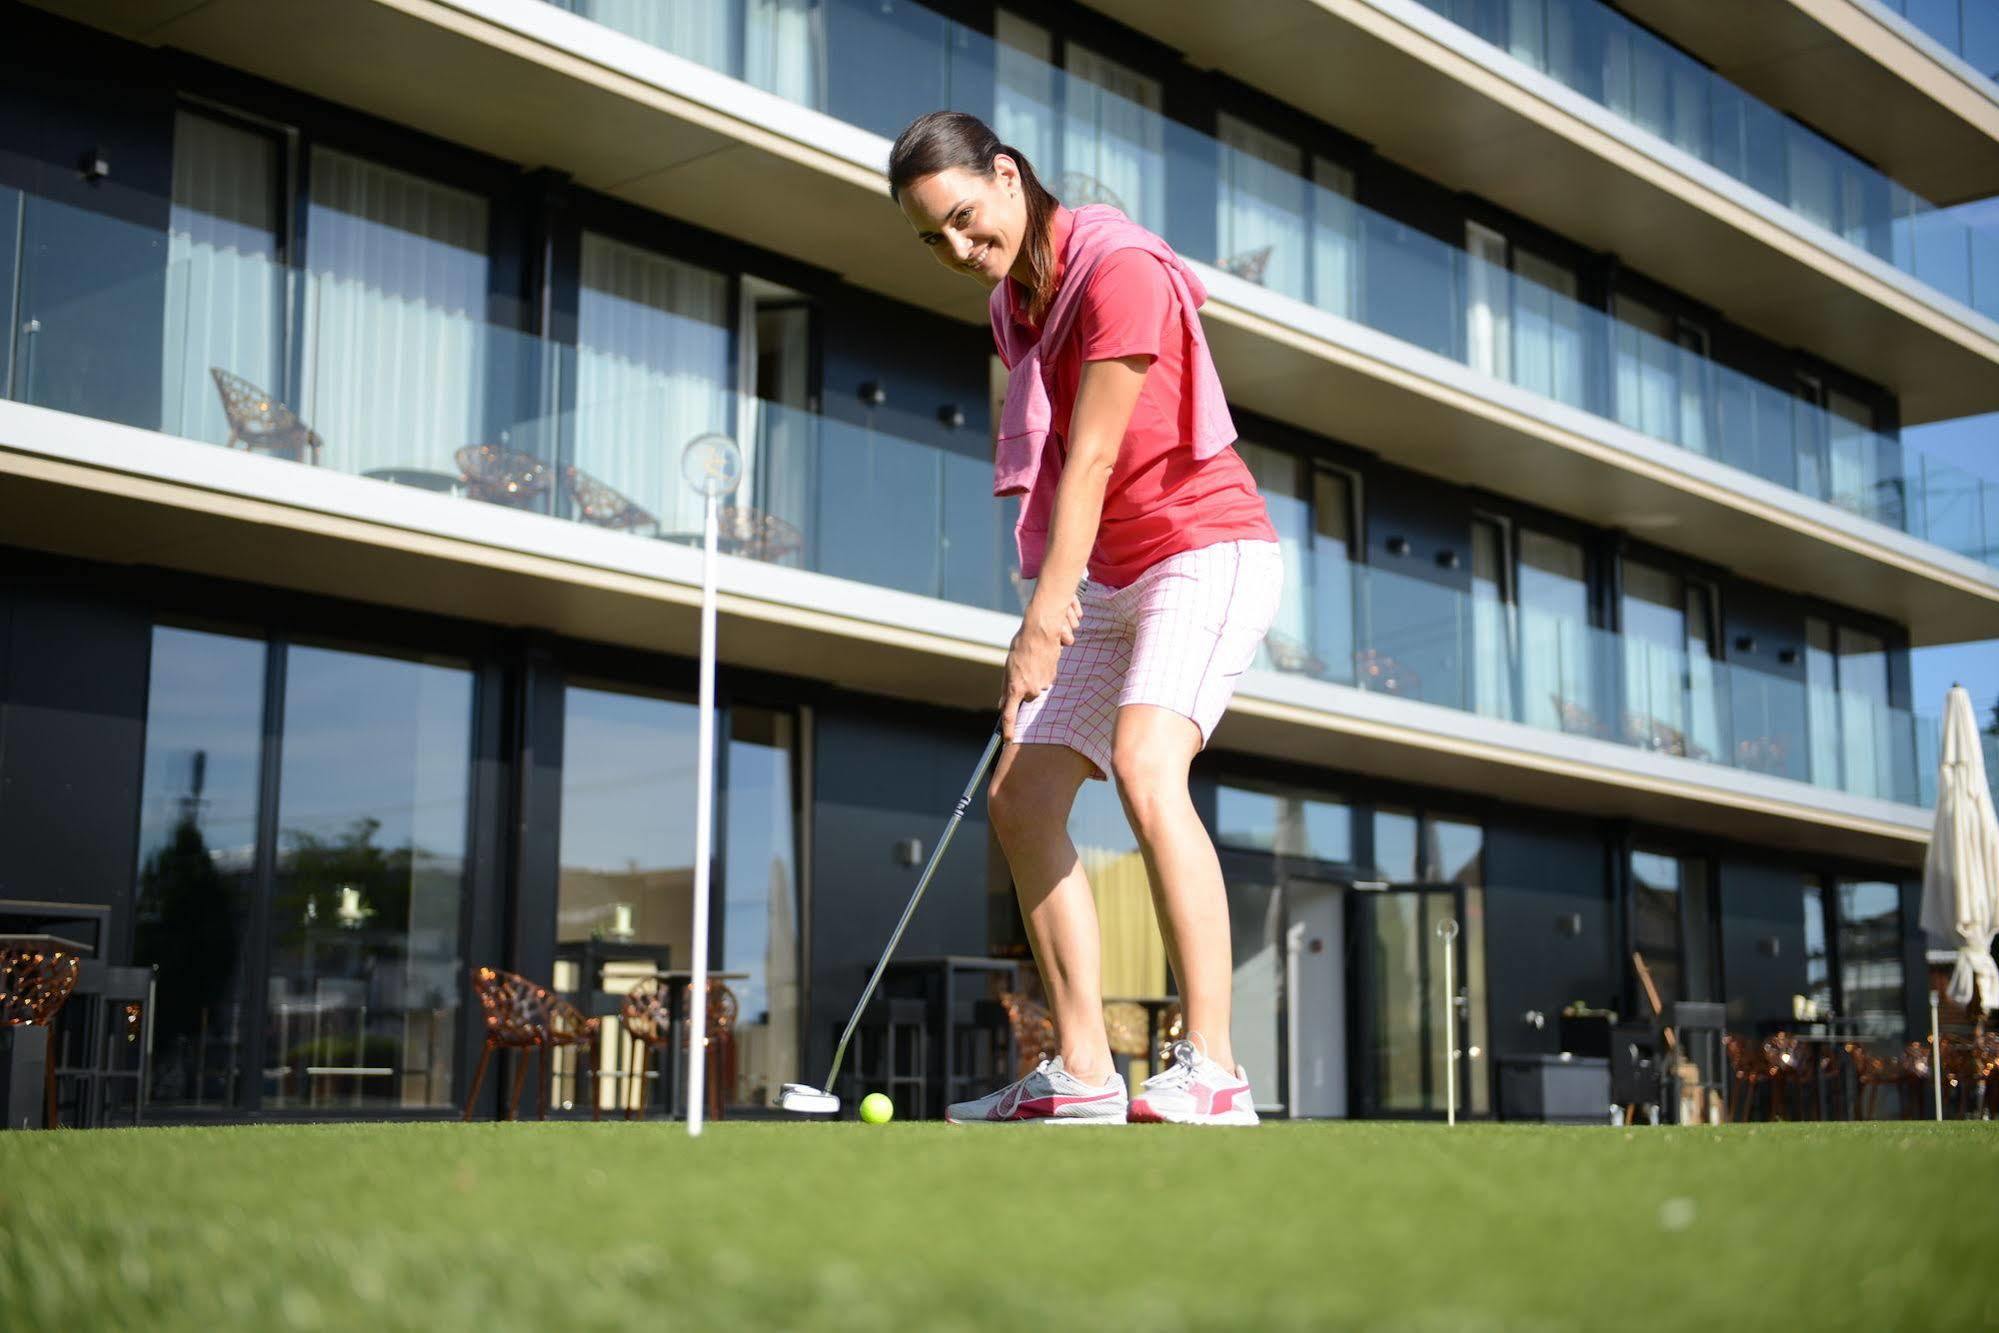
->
<box><xmin>2</xmin><ymin>1120</ymin><xmax>1994</xmax><ymax>1331</ymax></box>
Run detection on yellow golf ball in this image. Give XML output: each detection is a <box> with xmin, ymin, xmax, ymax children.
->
<box><xmin>859</xmin><ymin>1092</ymin><xmax>894</xmax><ymax>1124</ymax></box>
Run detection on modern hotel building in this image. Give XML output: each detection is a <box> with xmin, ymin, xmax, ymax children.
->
<box><xmin>3</xmin><ymin>0</ymin><xmax>1995</xmax><ymax>1121</ymax></box>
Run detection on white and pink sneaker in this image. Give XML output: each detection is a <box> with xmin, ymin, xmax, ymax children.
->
<box><xmin>1129</xmin><ymin>1038</ymin><xmax>1260</xmax><ymax>1125</ymax></box>
<box><xmin>944</xmin><ymin>1056</ymin><xmax>1128</xmax><ymax>1125</ymax></box>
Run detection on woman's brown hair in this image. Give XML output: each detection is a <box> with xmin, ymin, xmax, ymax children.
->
<box><xmin>888</xmin><ymin>110</ymin><xmax>1062</xmax><ymax>323</ymax></box>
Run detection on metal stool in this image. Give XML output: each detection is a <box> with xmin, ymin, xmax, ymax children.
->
<box><xmin>946</xmin><ymin>998</ymin><xmax>1012</xmax><ymax>1108</ymax></box>
<box><xmin>848</xmin><ymin>996</ymin><xmax>929</xmax><ymax>1117</ymax></box>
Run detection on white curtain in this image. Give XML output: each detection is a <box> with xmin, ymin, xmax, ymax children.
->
<box><xmin>994</xmin><ymin>12</ymin><xmax>1058</xmax><ymax>179</ymax></box>
<box><xmin>1238</xmin><ymin>441</ymin><xmax>1309</xmax><ymax>672</ymax></box>
<box><xmin>1513</xmin><ymin>249</ymin><xmax>1585</xmax><ymax>410</ymax></box>
<box><xmin>1464</xmin><ymin>223</ymin><xmax>1510</xmax><ymax>383</ymax></box>
<box><xmin>163</xmin><ymin>111</ymin><xmax>284</xmax><ymax>448</ymax></box>
<box><xmin>1826</xmin><ymin>389</ymin><xmax>1877</xmax><ymax>516</ymax></box>
<box><xmin>1062</xmin><ymin>43</ymin><xmax>1165</xmax><ymax>232</ymax></box>
<box><xmin>299</xmin><ymin>149</ymin><xmax>490</xmax><ymax>480</ymax></box>
<box><xmin>1310</xmin><ymin>159</ymin><xmax>1358</xmax><ymax>319</ymax></box>
<box><xmin>576</xmin><ymin>232</ymin><xmax>733</xmax><ymax>536</ymax></box>
<box><xmin>1838</xmin><ymin>626</ymin><xmax>1892</xmax><ymax>799</ymax></box>
<box><xmin>745</xmin><ymin>0</ymin><xmax>821</xmax><ymax>106</ymax></box>
<box><xmin>1620</xmin><ymin>561</ymin><xmax>1687</xmax><ymax>745</ymax></box>
<box><xmin>1613</xmin><ymin>295</ymin><xmax>1680</xmax><ymax>446</ymax></box>
<box><xmin>1518</xmin><ymin>530</ymin><xmax>1592</xmax><ymax>735</ymax></box>
<box><xmin>1471</xmin><ymin>521</ymin><xmax>1513</xmax><ymax>722</ymax></box>
<box><xmin>1805</xmin><ymin>618</ymin><xmax>1841</xmax><ymax>788</ymax></box>
<box><xmin>577</xmin><ymin>0</ymin><xmax>738</xmax><ymax>74</ymax></box>
<box><xmin>1216</xmin><ymin>115</ymin><xmax>1307</xmax><ymax>300</ymax></box>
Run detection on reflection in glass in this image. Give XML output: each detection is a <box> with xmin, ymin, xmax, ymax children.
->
<box><xmin>1372</xmin><ymin>808</ymin><xmax>1420</xmax><ymax>884</ymax></box>
<box><xmin>1310</xmin><ymin>469</ymin><xmax>1356</xmax><ymax>683</ymax></box>
<box><xmin>722</xmin><ymin>706</ymin><xmax>801</xmax><ymax>1107</ymax></box>
<box><xmin>1518</xmin><ymin>531</ymin><xmax>1593</xmax><ymax>735</ymax></box>
<box><xmin>265</xmin><ymin>644</ymin><xmax>472</xmax><ymax>1109</ymax></box>
<box><xmin>1838</xmin><ymin>879</ymin><xmax>1905</xmax><ymax>1039</ymax></box>
<box><xmin>1630</xmin><ymin>850</ymin><xmax>1684</xmax><ymax>1006</ymax></box>
<box><xmin>132</xmin><ymin>626</ymin><xmax>266</xmax><ymax>1109</ymax></box>
<box><xmin>1801</xmin><ymin>877</ymin><xmax>1834</xmax><ymax>1020</ymax></box>
<box><xmin>1239</xmin><ymin>441</ymin><xmax>1310</xmax><ymax>675</ymax></box>
<box><xmin>1227</xmin><ymin>877</ymin><xmax>1283</xmax><ymax>1110</ymax></box>
<box><xmin>1470</xmin><ymin>519</ymin><xmax>1513</xmax><ymax>721</ymax></box>
<box><xmin>1071</xmin><ymin>779</ymin><xmax>1164</xmax><ymax>1005</ymax></box>
<box><xmin>1213</xmin><ymin>784</ymin><xmax>1352</xmax><ymax>865</ymax></box>
<box><xmin>555</xmin><ymin>684</ymin><xmax>698</xmax><ymax>1111</ymax></box>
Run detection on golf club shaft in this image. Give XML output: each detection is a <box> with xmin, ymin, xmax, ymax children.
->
<box><xmin>817</xmin><ymin>724</ymin><xmax>1005</xmax><ymax>1097</ymax></box>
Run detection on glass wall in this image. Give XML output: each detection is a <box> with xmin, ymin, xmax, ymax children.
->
<box><xmin>722</xmin><ymin>706</ymin><xmax>802</xmax><ymax>1107</ymax></box>
<box><xmin>263</xmin><ymin>644</ymin><xmax>473</xmax><ymax>1110</ymax></box>
<box><xmin>1837</xmin><ymin>879</ymin><xmax>1906</xmax><ymax>1039</ymax></box>
<box><xmin>1630</xmin><ymin>849</ymin><xmax>1718</xmax><ymax>1008</ymax></box>
<box><xmin>131</xmin><ymin>626</ymin><xmax>268</xmax><ymax>1111</ymax></box>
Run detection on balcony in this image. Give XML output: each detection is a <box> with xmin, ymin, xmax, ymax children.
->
<box><xmin>28</xmin><ymin>0</ymin><xmax>1999</xmax><ymax>640</ymax></box>
<box><xmin>1610</xmin><ymin>0</ymin><xmax>1999</xmax><ymax>207</ymax></box>
<box><xmin>0</xmin><ymin>188</ymin><xmax>1953</xmax><ymax>841</ymax></box>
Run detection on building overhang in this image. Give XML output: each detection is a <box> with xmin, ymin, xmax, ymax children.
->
<box><xmin>0</xmin><ymin>401</ymin><xmax>1933</xmax><ymax>869</ymax></box>
<box><xmin>29</xmin><ymin>0</ymin><xmax>1999</xmax><ymax>644</ymax></box>
<box><xmin>1615</xmin><ymin>0</ymin><xmax>1999</xmax><ymax>207</ymax></box>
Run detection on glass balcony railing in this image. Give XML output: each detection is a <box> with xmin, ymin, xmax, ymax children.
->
<box><xmin>1</xmin><ymin>191</ymin><xmax>1953</xmax><ymax>811</ymax></box>
<box><xmin>540</xmin><ymin>0</ymin><xmax>1999</xmax><ymax>569</ymax></box>
<box><xmin>1876</xmin><ymin>0</ymin><xmax>1999</xmax><ymax>82</ymax></box>
<box><xmin>1412</xmin><ymin>0</ymin><xmax>1999</xmax><ymax>319</ymax></box>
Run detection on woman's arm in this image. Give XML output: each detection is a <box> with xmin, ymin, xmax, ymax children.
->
<box><xmin>1000</xmin><ymin>353</ymin><xmax>1150</xmax><ymax>740</ymax></box>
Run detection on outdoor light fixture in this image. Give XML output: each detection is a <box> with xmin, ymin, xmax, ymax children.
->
<box><xmin>78</xmin><ymin>148</ymin><xmax>108</xmax><ymax>182</ymax></box>
<box><xmin>894</xmin><ymin>837</ymin><xmax>924</xmax><ymax>866</ymax></box>
<box><xmin>1556</xmin><ymin>912</ymin><xmax>1583</xmax><ymax>937</ymax></box>
<box><xmin>1435</xmin><ymin>549</ymin><xmax>1460</xmax><ymax>569</ymax></box>
<box><xmin>1758</xmin><ymin>936</ymin><xmax>1782</xmax><ymax>958</ymax></box>
<box><xmin>859</xmin><ymin>380</ymin><xmax>887</xmax><ymax>406</ymax></box>
<box><xmin>1734</xmin><ymin>635</ymin><xmax>1757</xmax><ymax>653</ymax></box>
<box><xmin>1777</xmin><ymin>647</ymin><xmax>1799</xmax><ymax>665</ymax></box>
<box><xmin>1385</xmin><ymin>536</ymin><xmax>1411</xmax><ymax>557</ymax></box>
<box><xmin>937</xmin><ymin>403</ymin><xmax>965</xmax><ymax>429</ymax></box>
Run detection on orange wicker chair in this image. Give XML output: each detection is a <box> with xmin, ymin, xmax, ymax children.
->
<box><xmin>1</xmin><ymin>946</ymin><xmax>82</xmax><ymax>1128</ymax></box>
<box><xmin>619</xmin><ymin>977</ymin><xmax>737</xmax><ymax>1120</ymax></box>
<box><xmin>544</xmin><ymin>993</ymin><xmax>602</xmax><ymax>1121</ymax></box>
<box><xmin>209</xmin><ymin>369</ymin><xmax>322</xmax><ymax>464</ymax></box>
<box><xmin>998</xmin><ymin>991</ymin><xmax>1056</xmax><ymax>1080</ymax></box>
<box><xmin>1725</xmin><ymin>1034</ymin><xmax>1779</xmax><ymax>1122</ymax></box>
<box><xmin>463</xmin><ymin>967</ymin><xmax>549</xmax><ymax>1121</ymax></box>
<box><xmin>1764</xmin><ymin>1032</ymin><xmax>1817</xmax><ymax>1120</ymax></box>
<box><xmin>1843</xmin><ymin>1042</ymin><xmax>1902</xmax><ymax>1120</ymax></box>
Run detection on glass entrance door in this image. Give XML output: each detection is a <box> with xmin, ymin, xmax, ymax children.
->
<box><xmin>1354</xmin><ymin>884</ymin><xmax>1486</xmax><ymax>1118</ymax></box>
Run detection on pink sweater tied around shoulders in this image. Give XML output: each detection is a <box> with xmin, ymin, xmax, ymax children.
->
<box><xmin>988</xmin><ymin>204</ymin><xmax>1236</xmax><ymax>580</ymax></box>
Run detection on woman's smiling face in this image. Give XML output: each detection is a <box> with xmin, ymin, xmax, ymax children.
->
<box><xmin>898</xmin><ymin>156</ymin><xmax>1026</xmax><ymax>289</ymax></box>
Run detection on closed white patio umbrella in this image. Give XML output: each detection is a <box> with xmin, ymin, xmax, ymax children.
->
<box><xmin>1919</xmin><ymin>685</ymin><xmax>1999</xmax><ymax>1015</ymax></box>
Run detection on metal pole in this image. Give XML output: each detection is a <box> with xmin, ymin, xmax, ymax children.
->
<box><xmin>1438</xmin><ymin>917</ymin><xmax>1460</xmax><ymax>1127</ymax></box>
<box><xmin>1930</xmin><ymin>989</ymin><xmax>1943</xmax><ymax>1123</ymax></box>
<box><xmin>686</xmin><ymin>488</ymin><xmax>720</xmax><ymax>1138</ymax></box>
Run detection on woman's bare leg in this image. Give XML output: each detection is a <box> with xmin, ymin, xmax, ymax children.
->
<box><xmin>1111</xmin><ymin>704</ymin><xmax>1235</xmax><ymax>1073</ymax></box>
<box><xmin>987</xmin><ymin>741</ymin><xmax>1115</xmax><ymax>1084</ymax></box>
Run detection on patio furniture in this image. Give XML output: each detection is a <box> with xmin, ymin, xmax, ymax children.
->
<box><xmin>1725</xmin><ymin>1033</ymin><xmax>1779</xmax><ymax>1122</ymax></box>
<box><xmin>1263</xmin><ymin>631</ymin><xmax>1327</xmax><ymax>678</ymax></box>
<box><xmin>455</xmin><ymin>444</ymin><xmax>554</xmax><ymax>510</ymax></box>
<box><xmin>564</xmin><ymin>466</ymin><xmax>658</xmax><ymax>534</ymax></box>
<box><xmin>619</xmin><ymin>975</ymin><xmax>739</xmax><ymax>1120</ymax></box>
<box><xmin>210</xmin><ymin>369</ymin><xmax>323</xmax><ymax>464</ymax></box>
<box><xmin>1103</xmin><ymin>1000</ymin><xmax>1150</xmax><ymax>1087</ymax></box>
<box><xmin>850</xmin><ymin>996</ymin><xmax>929</xmax><ymax>1119</ymax></box>
<box><xmin>997</xmin><ymin>990</ymin><xmax>1055</xmax><ymax>1082</ymax></box>
<box><xmin>1844</xmin><ymin>1041</ymin><xmax>1902</xmax><ymax>1120</ymax></box>
<box><xmin>667</xmin><ymin>506</ymin><xmax>804</xmax><ymax>564</ymax></box>
<box><xmin>1354</xmin><ymin>649</ymin><xmax>1420</xmax><ymax>697</ymax></box>
<box><xmin>362</xmin><ymin>467</ymin><xmax>463</xmax><ymax>495</ymax></box>
<box><xmin>885</xmin><ymin>957</ymin><xmax>1019</xmax><ymax>1109</ymax></box>
<box><xmin>1219</xmin><ymin>245</ymin><xmax>1274</xmax><ymax>286</ymax></box>
<box><xmin>685</xmin><ymin>980</ymin><xmax>737</xmax><ymax>1123</ymax></box>
<box><xmin>618</xmin><ymin>976</ymin><xmax>675</xmax><ymax>1120</ymax></box>
<box><xmin>1764</xmin><ymin>1032</ymin><xmax>1817</xmax><ymax>1119</ymax></box>
<box><xmin>1</xmin><ymin>945</ymin><xmax>82</xmax><ymax>1128</ymax></box>
<box><xmin>462</xmin><ymin>967</ymin><xmax>549</xmax><ymax>1122</ymax></box>
<box><xmin>1052</xmin><ymin>173</ymin><xmax>1127</xmax><ymax>213</ymax></box>
<box><xmin>1552</xmin><ymin>696</ymin><xmax>1611</xmax><ymax>740</ymax></box>
<box><xmin>544</xmin><ymin>992</ymin><xmax>602</xmax><ymax>1121</ymax></box>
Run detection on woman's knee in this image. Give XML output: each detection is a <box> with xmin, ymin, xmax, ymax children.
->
<box><xmin>1111</xmin><ymin>747</ymin><xmax>1185</xmax><ymax>829</ymax></box>
<box><xmin>988</xmin><ymin>762</ymin><xmax>1073</xmax><ymax>842</ymax></box>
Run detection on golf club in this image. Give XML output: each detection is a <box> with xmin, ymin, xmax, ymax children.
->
<box><xmin>779</xmin><ymin>723</ymin><xmax>1005</xmax><ymax>1115</ymax></box>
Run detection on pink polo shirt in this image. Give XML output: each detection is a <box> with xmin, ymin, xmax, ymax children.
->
<box><xmin>1003</xmin><ymin>210</ymin><xmax>1276</xmax><ymax>589</ymax></box>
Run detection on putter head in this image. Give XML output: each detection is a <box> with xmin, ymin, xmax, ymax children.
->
<box><xmin>778</xmin><ymin>1083</ymin><xmax>840</xmax><ymax>1116</ymax></box>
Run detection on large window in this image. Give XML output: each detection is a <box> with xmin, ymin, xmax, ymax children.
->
<box><xmin>575</xmin><ymin>232</ymin><xmax>734</xmax><ymax>534</ymax></box>
<box><xmin>1805</xmin><ymin>617</ymin><xmax>1900</xmax><ymax>800</ymax></box>
<box><xmin>1837</xmin><ymin>879</ymin><xmax>1906</xmax><ymax>1039</ymax></box>
<box><xmin>131</xmin><ymin>626</ymin><xmax>269</xmax><ymax>1111</ymax></box>
<box><xmin>1619</xmin><ymin>560</ymin><xmax>1722</xmax><ymax>761</ymax></box>
<box><xmin>1614</xmin><ymin>295</ymin><xmax>1711</xmax><ymax>456</ymax></box>
<box><xmin>133</xmin><ymin>627</ymin><xmax>476</xmax><ymax>1115</ymax></box>
<box><xmin>1517</xmin><ymin>529</ymin><xmax>1593</xmax><ymax>736</ymax></box>
<box><xmin>1630</xmin><ymin>849</ymin><xmax>1719</xmax><ymax>1008</ymax></box>
<box><xmin>264</xmin><ymin>644</ymin><xmax>474</xmax><ymax>1110</ymax></box>
<box><xmin>722</xmin><ymin>706</ymin><xmax>802</xmax><ymax>1107</ymax></box>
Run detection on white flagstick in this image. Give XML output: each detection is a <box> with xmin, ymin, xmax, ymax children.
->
<box><xmin>680</xmin><ymin>434</ymin><xmax>741</xmax><ymax>1139</ymax></box>
<box><xmin>1438</xmin><ymin>917</ymin><xmax>1460</xmax><ymax>1127</ymax></box>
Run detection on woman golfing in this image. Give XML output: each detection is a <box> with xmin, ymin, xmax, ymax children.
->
<box><xmin>890</xmin><ymin>111</ymin><xmax>1281</xmax><ymax>1125</ymax></box>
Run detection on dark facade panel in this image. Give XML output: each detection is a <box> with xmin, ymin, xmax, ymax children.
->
<box><xmin>1718</xmin><ymin>859</ymin><xmax>1810</xmax><ymax>1035</ymax></box>
<box><xmin>1481</xmin><ymin>818</ymin><xmax>1615</xmax><ymax>1061</ymax></box>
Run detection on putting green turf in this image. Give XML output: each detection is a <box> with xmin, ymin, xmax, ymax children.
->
<box><xmin>2</xmin><ymin>1120</ymin><xmax>1993</xmax><ymax>1331</ymax></box>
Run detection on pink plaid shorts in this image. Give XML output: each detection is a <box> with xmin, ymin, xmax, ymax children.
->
<box><xmin>1014</xmin><ymin>539</ymin><xmax>1284</xmax><ymax>780</ymax></box>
